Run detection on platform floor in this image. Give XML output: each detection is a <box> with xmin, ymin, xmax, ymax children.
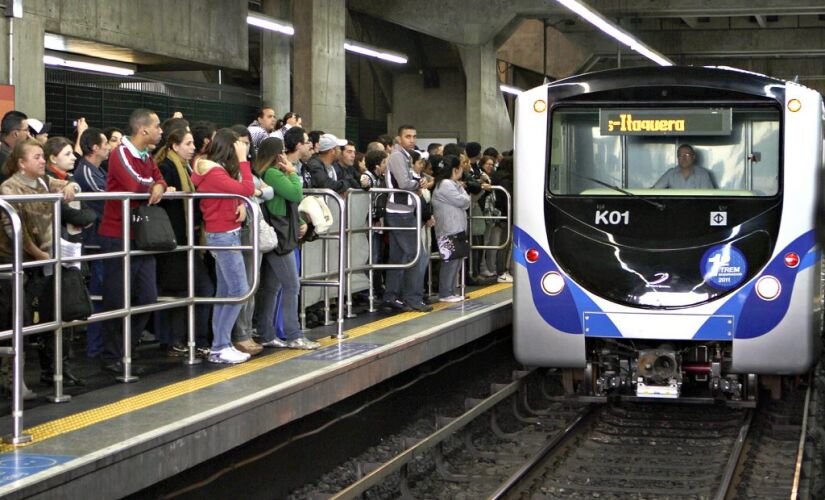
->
<box><xmin>0</xmin><ymin>283</ymin><xmax>512</xmax><ymax>499</ymax></box>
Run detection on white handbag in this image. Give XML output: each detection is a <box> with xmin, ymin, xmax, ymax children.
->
<box><xmin>257</xmin><ymin>213</ymin><xmax>278</xmax><ymax>253</ymax></box>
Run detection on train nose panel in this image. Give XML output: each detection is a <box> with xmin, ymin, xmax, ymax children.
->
<box><xmin>551</xmin><ymin>226</ymin><xmax>772</xmax><ymax>309</ymax></box>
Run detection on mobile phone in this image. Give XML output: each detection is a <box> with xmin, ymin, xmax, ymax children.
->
<box><xmin>72</xmin><ymin>120</ymin><xmax>77</xmax><ymax>127</ymax></box>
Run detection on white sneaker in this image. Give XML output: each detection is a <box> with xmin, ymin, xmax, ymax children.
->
<box><xmin>497</xmin><ymin>272</ymin><xmax>513</xmax><ymax>283</ymax></box>
<box><xmin>208</xmin><ymin>346</ymin><xmax>251</xmax><ymax>364</ymax></box>
<box><xmin>439</xmin><ymin>295</ymin><xmax>464</xmax><ymax>303</ymax></box>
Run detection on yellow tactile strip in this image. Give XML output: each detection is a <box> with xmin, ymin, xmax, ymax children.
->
<box><xmin>0</xmin><ymin>283</ymin><xmax>512</xmax><ymax>452</ymax></box>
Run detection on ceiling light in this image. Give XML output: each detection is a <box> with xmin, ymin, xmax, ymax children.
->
<box><xmin>246</xmin><ymin>12</ymin><xmax>294</xmax><ymax>35</ymax></box>
<box><xmin>43</xmin><ymin>52</ymin><xmax>136</xmax><ymax>76</ymax></box>
<box><xmin>554</xmin><ymin>0</ymin><xmax>673</xmax><ymax>66</ymax></box>
<box><xmin>500</xmin><ymin>84</ymin><xmax>523</xmax><ymax>95</ymax></box>
<box><xmin>344</xmin><ymin>42</ymin><xmax>407</xmax><ymax>64</ymax></box>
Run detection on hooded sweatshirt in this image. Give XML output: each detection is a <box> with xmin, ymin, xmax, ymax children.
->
<box><xmin>191</xmin><ymin>159</ymin><xmax>255</xmax><ymax>233</ymax></box>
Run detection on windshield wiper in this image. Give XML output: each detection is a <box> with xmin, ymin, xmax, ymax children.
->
<box><xmin>575</xmin><ymin>173</ymin><xmax>666</xmax><ymax>211</ymax></box>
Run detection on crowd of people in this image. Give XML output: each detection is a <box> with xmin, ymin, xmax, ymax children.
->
<box><xmin>0</xmin><ymin>106</ymin><xmax>514</xmax><ymax>398</ymax></box>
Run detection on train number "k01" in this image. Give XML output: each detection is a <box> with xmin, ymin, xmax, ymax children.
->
<box><xmin>595</xmin><ymin>210</ymin><xmax>630</xmax><ymax>225</ymax></box>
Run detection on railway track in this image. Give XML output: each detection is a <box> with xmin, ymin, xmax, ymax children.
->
<box><xmin>496</xmin><ymin>386</ymin><xmax>813</xmax><ymax>500</ymax></box>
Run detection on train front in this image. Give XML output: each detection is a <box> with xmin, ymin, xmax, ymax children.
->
<box><xmin>513</xmin><ymin>67</ymin><xmax>822</xmax><ymax>400</ymax></box>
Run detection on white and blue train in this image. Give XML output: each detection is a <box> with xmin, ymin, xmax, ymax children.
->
<box><xmin>513</xmin><ymin>66</ymin><xmax>822</xmax><ymax>400</ymax></box>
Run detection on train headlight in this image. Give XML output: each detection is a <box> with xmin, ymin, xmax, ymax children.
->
<box><xmin>541</xmin><ymin>272</ymin><xmax>565</xmax><ymax>296</ymax></box>
<box><xmin>533</xmin><ymin>99</ymin><xmax>547</xmax><ymax>113</ymax></box>
<box><xmin>787</xmin><ymin>99</ymin><xmax>802</xmax><ymax>112</ymax></box>
<box><xmin>525</xmin><ymin>248</ymin><xmax>540</xmax><ymax>263</ymax></box>
<box><xmin>755</xmin><ymin>276</ymin><xmax>781</xmax><ymax>301</ymax></box>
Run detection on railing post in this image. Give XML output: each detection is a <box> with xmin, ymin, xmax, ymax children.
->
<box><xmin>184</xmin><ymin>196</ymin><xmax>201</xmax><ymax>366</ymax></box>
<box><xmin>117</xmin><ymin>198</ymin><xmax>138</xmax><ymax>383</ymax></box>
<box><xmin>0</xmin><ymin>200</ymin><xmax>32</xmax><ymax>445</ymax></box>
<box><xmin>367</xmin><ymin>192</ymin><xmax>376</xmax><ymax>313</ymax></box>
<box><xmin>47</xmin><ymin>198</ymin><xmax>70</xmax><ymax>403</ymax></box>
<box><xmin>345</xmin><ymin>190</ymin><xmax>355</xmax><ymax>319</ymax></box>
<box><xmin>335</xmin><ymin>191</ymin><xmax>347</xmax><ymax>339</ymax></box>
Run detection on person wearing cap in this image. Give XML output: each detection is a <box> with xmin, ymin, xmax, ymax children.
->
<box><xmin>305</xmin><ymin>133</ymin><xmax>351</xmax><ymax>195</ymax></box>
<box><xmin>27</xmin><ymin>118</ymin><xmax>50</xmax><ymax>145</ymax></box>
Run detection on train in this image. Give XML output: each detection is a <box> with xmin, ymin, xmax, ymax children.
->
<box><xmin>513</xmin><ymin>66</ymin><xmax>822</xmax><ymax>401</ymax></box>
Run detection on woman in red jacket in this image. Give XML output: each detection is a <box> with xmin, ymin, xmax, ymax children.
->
<box><xmin>192</xmin><ymin>129</ymin><xmax>255</xmax><ymax>364</ymax></box>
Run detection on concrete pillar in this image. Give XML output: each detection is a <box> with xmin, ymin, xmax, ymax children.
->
<box><xmin>261</xmin><ymin>0</ymin><xmax>292</xmax><ymax>115</ymax></box>
<box><xmin>292</xmin><ymin>0</ymin><xmax>345</xmax><ymax>136</ymax></box>
<box><xmin>459</xmin><ymin>42</ymin><xmax>513</xmax><ymax>151</ymax></box>
<box><xmin>0</xmin><ymin>14</ymin><xmax>44</xmax><ymax>118</ymax></box>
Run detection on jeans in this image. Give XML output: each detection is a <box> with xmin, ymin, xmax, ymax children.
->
<box><xmin>207</xmin><ymin>230</ymin><xmax>248</xmax><ymax>351</ymax></box>
<box><xmin>256</xmin><ymin>250</ymin><xmax>302</xmax><ymax>342</ymax></box>
<box><xmin>481</xmin><ymin>222</ymin><xmax>503</xmax><ymax>276</ymax></box>
<box><xmin>383</xmin><ymin>212</ymin><xmax>429</xmax><ymax>305</ymax></box>
<box><xmin>438</xmin><ymin>257</ymin><xmax>463</xmax><ymax>298</ymax></box>
<box><xmin>85</xmin><ymin>258</ymin><xmax>104</xmax><ymax>357</ymax></box>
<box><xmin>233</xmin><ymin>226</ymin><xmax>262</xmax><ymax>342</ymax></box>
<box><xmin>100</xmin><ymin>236</ymin><xmax>158</xmax><ymax>364</ymax></box>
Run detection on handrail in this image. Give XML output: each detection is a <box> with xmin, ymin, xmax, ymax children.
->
<box><xmin>301</xmin><ymin>188</ymin><xmax>347</xmax><ymax>339</ymax></box>
<box><xmin>343</xmin><ymin>188</ymin><xmax>422</xmax><ymax>315</ymax></box>
<box><xmin>0</xmin><ymin>191</ymin><xmax>260</xmax><ymax>444</ymax></box>
<box><xmin>468</xmin><ymin>185</ymin><xmax>512</xmax><ymax>250</ymax></box>
<box><xmin>0</xmin><ymin>199</ymin><xmax>32</xmax><ymax>445</ymax></box>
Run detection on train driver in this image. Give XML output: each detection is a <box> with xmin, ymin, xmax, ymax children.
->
<box><xmin>653</xmin><ymin>144</ymin><xmax>715</xmax><ymax>189</ymax></box>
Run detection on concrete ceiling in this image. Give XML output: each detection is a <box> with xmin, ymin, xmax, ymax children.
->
<box><xmin>347</xmin><ymin>0</ymin><xmax>825</xmax><ymax>90</ymax></box>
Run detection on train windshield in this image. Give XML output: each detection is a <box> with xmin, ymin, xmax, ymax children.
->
<box><xmin>548</xmin><ymin>106</ymin><xmax>780</xmax><ymax>197</ymax></box>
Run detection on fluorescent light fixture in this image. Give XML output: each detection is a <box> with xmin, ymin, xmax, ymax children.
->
<box><xmin>246</xmin><ymin>12</ymin><xmax>294</xmax><ymax>35</ymax></box>
<box><xmin>43</xmin><ymin>51</ymin><xmax>136</xmax><ymax>76</ymax></box>
<box><xmin>554</xmin><ymin>0</ymin><xmax>673</xmax><ymax>66</ymax></box>
<box><xmin>245</xmin><ymin>13</ymin><xmax>407</xmax><ymax>64</ymax></box>
<box><xmin>344</xmin><ymin>41</ymin><xmax>407</xmax><ymax>64</ymax></box>
<box><xmin>500</xmin><ymin>84</ymin><xmax>523</xmax><ymax>95</ymax></box>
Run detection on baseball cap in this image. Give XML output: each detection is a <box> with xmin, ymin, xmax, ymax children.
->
<box><xmin>318</xmin><ymin>133</ymin><xmax>347</xmax><ymax>152</ymax></box>
<box><xmin>28</xmin><ymin>118</ymin><xmax>51</xmax><ymax>136</ymax></box>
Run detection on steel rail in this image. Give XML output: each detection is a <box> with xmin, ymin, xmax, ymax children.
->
<box><xmin>712</xmin><ymin>409</ymin><xmax>754</xmax><ymax>500</ymax></box>
<box><xmin>791</xmin><ymin>383</ymin><xmax>813</xmax><ymax>499</ymax></box>
<box><xmin>329</xmin><ymin>370</ymin><xmax>535</xmax><ymax>499</ymax></box>
<box><xmin>487</xmin><ymin>405</ymin><xmax>594</xmax><ymax>499</ymax></box>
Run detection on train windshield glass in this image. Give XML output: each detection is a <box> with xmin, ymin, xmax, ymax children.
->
<box><xmin>547</xmin><ymin>106</ymin><xmax>780</xmax><ymax>197</ymax></box>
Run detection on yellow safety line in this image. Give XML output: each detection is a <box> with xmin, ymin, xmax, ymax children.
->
<box><xmin>0</xmin><ymin>283</ymin><xmax>512</xmax><ymax>453</ymax></box>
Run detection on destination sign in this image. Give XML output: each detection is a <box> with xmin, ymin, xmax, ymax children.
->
<box><xmin>599</xmin><ymin>108</ymin><xmax>732</xmax><ymax>136</ymax></box>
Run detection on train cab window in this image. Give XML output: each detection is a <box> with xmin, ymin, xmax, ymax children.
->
<box><xmin>548</xmin><ymin>107</ymin><xmax>780</xmax><ymax>197</ymax></box>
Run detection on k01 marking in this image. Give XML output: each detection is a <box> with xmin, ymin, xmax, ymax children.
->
<box><xmin>595</xmin><ymin>210</ymin><xmax>630</xmax><ymax>225</ymax></box>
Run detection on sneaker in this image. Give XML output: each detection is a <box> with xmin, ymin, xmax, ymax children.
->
<box><xmin>286</xmin><ymin>337</ymin><xmax>321</xmax><ymax>350</ymax></box>
<box><xmin>207</xmin><ymin>346</ymin><xmax>251</xmax><ymax>364</ymax></box>
<box><xmin>439</xmin><ymin>295</ymin><xmax>464</xmax><ymax>303</ymax></box>
<box><xmin>479</xmin><ymin>269</ymin><xmax>496</xmax><ymax>278</ymax></box>
<box><xmin>196</xmin><ymin>347</ymin><xmax>211</xmax><ymax>358</ymax></box>
<box><xmin>407</xmin><ymin>301</ymin><xmax>433</xmax><ymax>312</ymax></box>
<box><xmin>260</xmin><ymin>337</ymin><xmax>289</xmax><ymax>348</ymax></box>
<box><xmin>497</xmin><ymin>272</ymin><xmax>514</xmax><ymax>283</ymax></box>
<box><xmin>166</xmin><ymin>344</ymin><xmax>188</xmax><ymax>357</ymax></box>
<box><xmin>234</xmin><ymin>338</ymin><xmax>263</xmax><ymax>356</ymax></box>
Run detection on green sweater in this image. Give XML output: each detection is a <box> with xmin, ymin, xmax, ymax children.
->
<box><xmin>262</xmin><ymin>167</ymin><xmax>304</xmax><ymax>217</ymax></box>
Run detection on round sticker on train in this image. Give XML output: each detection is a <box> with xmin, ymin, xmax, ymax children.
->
<box><xmin>701</xmin><ymin>245</ymin><xmax>747</xmax><ymax>290</ymax></box>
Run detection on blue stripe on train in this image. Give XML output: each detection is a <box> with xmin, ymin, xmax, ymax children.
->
<box><xmin>515</xmin><ymin>225</ymin><xmax>817</xmax><ymax>340</ymax></box>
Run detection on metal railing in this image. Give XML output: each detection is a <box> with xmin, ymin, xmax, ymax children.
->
<box><xmin>298</xmin><ymin>188</ymin><xmax>347</xmax><ymax>339</ymax></box>
<box><xmin>344</xmin><ymin>188</ymin><xmax>422</xmax><ymax>315</ymax></box>
<box><xmin>0</xmin><ymin>191</ymin><xmax>260</xmax><ymax>445</ymax></box>
<box><xmin>466</xmin><ymin>186</ymin><xmax>513</xmax><ymax>297</ymax></box>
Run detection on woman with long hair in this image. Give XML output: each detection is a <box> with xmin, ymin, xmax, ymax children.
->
<box><xmin>156</xmin><ymin>127</ymin><xmax>215</xmax><ymax>357</ymax></box>
<box><xmin>0</xmin><ymin>139</ymin><xmax>79</xmax><ymax>398</ymax></box>
<box><xmin>192</xmin><ymin>129</ymin><xmax>255</xmax><ymax>364</ymax></box>
<box><xmin>431</xmin><ymin>155</ymin><xmax>470</xmax><ymax>302</ymax></box>
<box><xmin>254</xmin><ymin>137</ymin><xmax>319</xmax><ymax>350</ymax></box>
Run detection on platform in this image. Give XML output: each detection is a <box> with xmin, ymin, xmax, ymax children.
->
<box><xmin>0</xmin><ymin>284</ymin><xmax>512</xmax><ymax>499</ymax></box>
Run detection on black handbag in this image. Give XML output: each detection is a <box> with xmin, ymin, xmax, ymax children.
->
<box><xmin>437</xmin><ymin>231</ymin><xmax>470</xmax><ymax>262</ymax></box>
<box><xmin>132</xmin><ymin>204</ymin><xmax>177</xmax><ymax>251</ymax></box>
<box><xmin>32</xmin><ymin>267</ymin><xmax>93</xmax><ymax>323</ymax></box>
<box><xmin>267</xmin><ymin>200</ymin><xmax>300</xmax><ymax>255</ymax></box>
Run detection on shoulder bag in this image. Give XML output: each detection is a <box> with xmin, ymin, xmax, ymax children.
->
<box><xmin>437</xmin><ymin>231</ymin><xmax>470</xmax><ymax>262</ymax></box>
<box><xmin>132</xmin><ymin>204</ymin><xmax>177</xmax><ymax>251</ymax></box>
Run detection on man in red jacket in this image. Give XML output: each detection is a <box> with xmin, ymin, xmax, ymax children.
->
<box><xmin>98</xmin><ymin>108</ymin><xmax>167</xmax><ymax>375</ymax></box>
